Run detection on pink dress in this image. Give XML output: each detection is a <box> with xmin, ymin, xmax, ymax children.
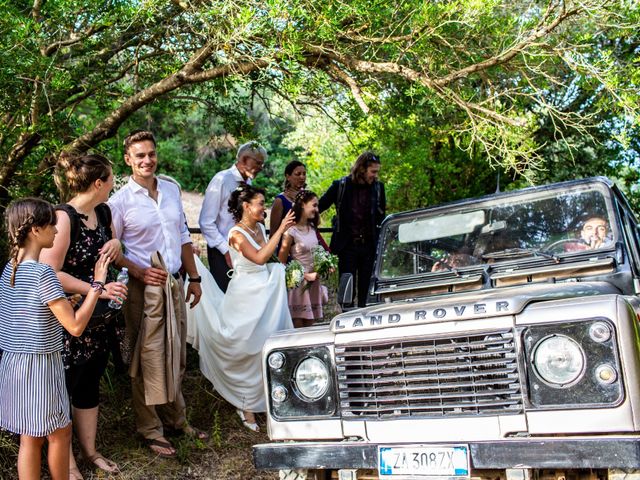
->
<box><xmin>285</xmin><ymin>226</ymin><xmax>324</xmax><ymax>321</ymax></box>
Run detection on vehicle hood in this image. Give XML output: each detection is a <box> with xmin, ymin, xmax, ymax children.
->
<box><xmin>331</xmin><ymin>281</ymin><xmax>621</xmax><ymax>333</ymax></box>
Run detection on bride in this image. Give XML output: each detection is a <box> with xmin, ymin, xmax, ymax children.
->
<box><xmin>191</xmin><ymin>184</ymin><xmax>295</xmax><ymax>431</ymax></box>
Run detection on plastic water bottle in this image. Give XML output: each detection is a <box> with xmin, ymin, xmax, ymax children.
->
<box><xmin>108</xmin><ymin>267</ymin><xmax>129</xmax><ymax>309</ymax></box>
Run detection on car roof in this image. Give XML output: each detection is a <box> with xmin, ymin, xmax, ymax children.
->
<box><xmin>384</xmin><ymin>176</ymin><xmax>620</xmax><ymax>224</ymax></box>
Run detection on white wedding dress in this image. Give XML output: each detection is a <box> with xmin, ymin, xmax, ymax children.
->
<box><xmin>187</xmin><ymin>224</ymin><xmax>293</xmax><ymax>412</ymax></box>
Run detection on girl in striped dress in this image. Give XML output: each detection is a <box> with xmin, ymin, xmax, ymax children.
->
<box><xmin>0</xmin><ymin>198</ymin><xmax>110</xmax><ymax>480</ymax></box>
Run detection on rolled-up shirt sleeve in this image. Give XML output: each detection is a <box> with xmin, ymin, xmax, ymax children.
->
<box><xmin>179</xmin><ymin>207</ymin><xmax>191</xmax><ymax>246</ymax></box>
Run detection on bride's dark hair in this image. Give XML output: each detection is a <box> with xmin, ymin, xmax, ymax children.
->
<box><xmin>228</xmin><ymin>183</ymin><xmax>266</xmax><ymax>222</ymax></box>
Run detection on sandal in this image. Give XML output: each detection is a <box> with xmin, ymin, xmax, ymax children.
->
<box><xmin>165</xmin><ymin>425</ymin><xmax>210</xmax><ymax>441</ymax></box>
<box><xmin>145</xmin><ymin>437</ymin><xmax>176</xmax><ymax>459</ymax></box>
<box><xmin>183</xmin><ymin>425</ymin><xmax>210</xmax><ymax>441</ymax></box>
<box><xmin>236</xmin><ymin>409</ymin><xmax>260</xmax><ymax>432</ymax></box>
<box><xmin>84</xmin><ymin>451</ymin><xmax>120</xmax><ymax>474</ymax></box>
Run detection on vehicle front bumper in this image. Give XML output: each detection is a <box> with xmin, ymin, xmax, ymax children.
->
<box><xmin>253</xmin><ymin>438</ymin><xmax>640</xmax><ymax>470</ymax></box>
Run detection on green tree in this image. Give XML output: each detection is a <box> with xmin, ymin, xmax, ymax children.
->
<box><xmin>1</xmin><ymin>0</ymin><xmax>639</xmax><ymax>260</ymax></box>
<box><xmin>3</xmin><ymin>0</ymin><xmax>637</xmax><ymax>199</ymax></box>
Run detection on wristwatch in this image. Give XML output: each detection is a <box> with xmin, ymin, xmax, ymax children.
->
<box><xmin>189</xmin><ymin>276</ymin><xmax>202</xmax><ymax>283</ymax></box>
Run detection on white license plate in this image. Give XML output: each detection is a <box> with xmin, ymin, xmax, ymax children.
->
<box><xmin>378</xmin><ymin>445</ymin><xmax>470</xmax><ymax>478</ymax></box>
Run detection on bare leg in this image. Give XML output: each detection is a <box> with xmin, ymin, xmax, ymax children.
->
<box><xmin>68</xmin><ymin>447</ymin><xmax>83</xmax><ymax>480</ymax></box>
<box><xmin>18</xmin><ymin>434</ymin><xmax>45</xmax><ymax>480</ymax></box>
<box><xmin>236</xmin><ymin>410</ymin><xmax>259</xmax><ymax>432</ymax></box>
<box><xmin>73</xmin><ymin>406</ymin><xmax>118</xmax><ymax>472</ymax></box>
<box><xmin>243</xmin><ymin>411</ymin><xmax>257</xmax><ymax>425</ymax></box>
<box><xmin>46</xmin><ymin>424</ymin><xmax>72</xmax><ymax>480</ymax></box>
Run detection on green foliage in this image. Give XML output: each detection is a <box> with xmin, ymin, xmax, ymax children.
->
<box><xmin>0</xmin><ymin>0</ymin><xmax>639</xmax><ymax>255</ymax></box>
<box><xmin>0</xmin><ymin>430</ymin><xmax>18</xmax><ymax>479</ymax></box>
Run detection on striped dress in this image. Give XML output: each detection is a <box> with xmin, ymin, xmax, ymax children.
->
<box><xmin>0</xmin><ymin>261</ymin><xmax>70</xmax><ymax>437</ymax></box>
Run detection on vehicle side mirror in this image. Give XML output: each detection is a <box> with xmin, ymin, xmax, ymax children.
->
<box><xmin>337</xmin><ymin>273</ymin><xmax>353</xmax><ymax>309</ymax></box>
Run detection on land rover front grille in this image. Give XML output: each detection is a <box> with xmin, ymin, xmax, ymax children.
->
<box><xmin>335</xmin><ymin>330</ymin><xmax>523</xmax><ymax>419</ymax></box>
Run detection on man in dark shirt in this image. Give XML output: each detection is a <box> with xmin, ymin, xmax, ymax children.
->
<box><xmin>319</xmin><ymin>152</ymin><xmax>386</xmax><ymax>307</ymax></box>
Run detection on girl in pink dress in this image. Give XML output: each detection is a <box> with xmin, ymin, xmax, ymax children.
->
<box><xmin>278</xmin><ymin>191</ymin><xmax>325</xmax><ymax>328</ymax></box>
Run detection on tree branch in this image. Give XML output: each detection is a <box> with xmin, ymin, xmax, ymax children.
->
<box><xmin>32</xmin><ymin>0</ymin><xmax>43</xmax><ymax>22</ymax></box>
<box><xmin>41</xmin><ymin>25</ymin><xmax>108</xmax><ymax>57</ymax></box>
<box><xmin>67</xmin><ymin>55</ymin><xmax>269</xmax><ymax>153</ymax></box>
<box><xmin>185</xmin><ymin>57</ymin><xmax>270</xmax><ymax>83</ymax></box>
<box><xmin>433</xmin><ymin>4</ymin><xmax>579</xmax><ymax>87</ymax></box>
<box><xmin>0</xmin><ymin>132</ymin><xmax>42</xmax><ymax>202</ymax></box>
<box><xmin>325</xmin><ymin>62</ymin><xmax>370</xmax><ymax>114</ymax></box>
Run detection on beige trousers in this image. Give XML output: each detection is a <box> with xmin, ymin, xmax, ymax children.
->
<box><xmin>124</xmin><ymin>273</ymin><xmax>188</xmax><ymax>440</ymax></box>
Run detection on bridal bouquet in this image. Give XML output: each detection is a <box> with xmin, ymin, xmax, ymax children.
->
<box><xmin>312</xmin><ymin>246</ymin><xmax>339</xmax><ymax>289</ymax></box>
<box><xmin>285</xmin><ymin>260</ymin><xmax>305</xmax><ymax>289</ymax></box>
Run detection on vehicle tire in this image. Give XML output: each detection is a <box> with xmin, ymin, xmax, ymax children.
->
<box><xmin>608</xmin><ymin>469</ymin><xmax>640</xmax><ymax>480</ymax></box>
<box><xmin>279</xmin><ymin>469</ymin><xmax>308</xmax><ymax>480</ymax></box>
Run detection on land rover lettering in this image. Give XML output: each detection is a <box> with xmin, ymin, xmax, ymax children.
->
<box><xmin>333</xmin><ymin>301</ymin><xmax>513</xmax><ymax>331</ymax></box>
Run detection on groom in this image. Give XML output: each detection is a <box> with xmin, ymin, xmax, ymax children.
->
<box><xmin>199</xmin><ymin>141</ymin><xmax>267</xmax><ymax>292</ymax></box>
<box><xmin>110</xmin><ymin>129</ymin><xmax>206</xmax><ymax>458</ymax></box>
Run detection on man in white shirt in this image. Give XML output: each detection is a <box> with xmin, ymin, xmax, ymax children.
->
<box><xmin>198</xmin><ymin>141</ymin><xmax>266</xmax><ymax>291</ymax></box>
<box><xmin>110</xmin><ymin>130</ymin><xmax>205</xmax><ymax>458</ymax></box>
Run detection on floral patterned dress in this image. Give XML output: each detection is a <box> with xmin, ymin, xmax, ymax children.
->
<box><xmin>59</xmin><ymin>204</ymin><xmax>123</xmax><ymax>367</ymax></box>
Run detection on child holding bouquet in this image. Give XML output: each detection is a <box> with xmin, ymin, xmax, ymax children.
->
<box><xmin>279</xmin><ymin>190</ymin><xmax>327</xmax><ymax>328</ymax></box>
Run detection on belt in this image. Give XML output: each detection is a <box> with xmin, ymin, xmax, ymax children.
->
<box><xmin>172</xmin><ymin>272</ymin><xmax>181</xmax><ymax>280</ymax></box>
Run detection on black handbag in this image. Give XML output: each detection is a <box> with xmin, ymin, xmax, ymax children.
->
<box><xmin>74</xmin><ymin>298</ymin><xmax>118</xmax><ymax>330</ymax></box>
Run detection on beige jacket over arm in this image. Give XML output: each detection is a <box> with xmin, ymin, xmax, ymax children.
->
<box><xmin>129</xmin><ymin>252</ymin><xmax>183</xmax><ymax>406</ymax></box>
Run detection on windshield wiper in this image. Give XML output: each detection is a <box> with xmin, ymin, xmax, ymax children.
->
<box><xmin>482</xmin><ymin>247</ymin><xmax>559</xmax><ymax>263</ymax></box>
<box><xmin>398</xmin><ymin>248</ymin><xmax>439</xmax><ymax>263</ymax></box>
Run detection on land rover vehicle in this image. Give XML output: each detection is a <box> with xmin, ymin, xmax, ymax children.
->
<box><xmin>254</xmin><ymin>177</ymin><xmax>640</xmax><ymax>480</ymax></box>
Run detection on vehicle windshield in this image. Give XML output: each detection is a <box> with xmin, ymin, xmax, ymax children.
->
<box><xmin>379</xmin><ymin>185</ymin><xmax>616</xmax><ymax>279</ymax></box>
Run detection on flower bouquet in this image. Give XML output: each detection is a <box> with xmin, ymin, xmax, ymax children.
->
<box><xmin>285</xmin><ymin>260</ymin><xmax>305</xmax><ymax>289</ymax></box>
<box><xmin>312</xmin><ymin>245</ymin><xmax>339</xmax><ymax>290</ymax></box>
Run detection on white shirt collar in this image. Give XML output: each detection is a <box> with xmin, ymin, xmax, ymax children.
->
<box><xmin>230</xmin><ymin>164</ymin><xmax>246</xmax><ymax>183</ymax></box>
<box><xmin>127</xmin><ymin>175</ymin><xmax>157</xmax><ymax>194</ymax></box>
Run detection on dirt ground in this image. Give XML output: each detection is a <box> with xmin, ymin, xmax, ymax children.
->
<box><xmin>0</xmin><ymin>347</ymin><xmax>281</xmax><ymax>479</ymax></box>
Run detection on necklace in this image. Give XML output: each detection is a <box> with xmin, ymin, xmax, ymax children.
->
<box><xmin>284</xmin><ymin>188</ymin><xmax>299</xmax><ymax>202</ymax></box>
<box><xmin>239</xmin><ymin>221</ymin><xmax>259</xmax><ymax>237</ymax></box>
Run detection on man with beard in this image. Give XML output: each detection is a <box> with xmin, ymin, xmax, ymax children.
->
<box><xmin>319</xmin><ymin>151</ymin><xmax>386</xmax><ymax>307</ymax></box>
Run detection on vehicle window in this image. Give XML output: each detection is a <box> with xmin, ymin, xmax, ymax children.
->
<box><xmin>379</xmin><ymin>187</ymin><xmax>616</xmax><ymax>279</ymax></box>
<box><xmin>619</xmin><ymin>206</ymin><xmax>640</xmax><ymax>277</ymax></box>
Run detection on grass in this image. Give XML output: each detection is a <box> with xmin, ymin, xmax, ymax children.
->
<box><xmin>0</xmin><ymin>285</ymin><xmax>342</xmax><ymax>479</ymax></box>
<box><xmin>0</xmin><ymin>347</ymin><xmax>279</xmax><ymax>480</ymax></box>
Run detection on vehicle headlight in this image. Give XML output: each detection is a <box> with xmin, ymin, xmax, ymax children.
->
<box><xmin>589</xmin><ymin>321</ymin><xmax>611</xmax><ymax>343</ymax></box>
<box><xmin>268</xmin><ymin>351</ymin><xmax>285</xmax><ymax>370</ymax></box>
<box><xmin>295</xmin><ymin>357</ymin><xmax>329</xmax><ymax>400</ymax></box>
<box><xmin>266</xmin><ymin>346</ymin><xmax>337</xmax><ymax>419</ymax></box>
<box><xmin>271</xmin><ymin>385</ymin><xmax>288</xmax><ymax>403</ymax></box>
<box><xmin>533</xmin><ymin>335</ymin><xmax>585</xmax><ymax>386</ymax></box>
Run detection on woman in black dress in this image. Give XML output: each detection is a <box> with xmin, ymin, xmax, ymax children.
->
<box><xmin>40</xmin><ymin>153</ymin><xmax>128</xmax><ymax>479</ymax></box>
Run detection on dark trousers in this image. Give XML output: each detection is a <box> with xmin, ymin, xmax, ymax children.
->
<box><xmin>338</xmin><ymin>241</ymin><xmax>376</xmax><ymax>308</ymax></box>
<box><xmin>207</xmin><ymin>246</ymin><xmax>231</xmax><ymax>293</ymax></box>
